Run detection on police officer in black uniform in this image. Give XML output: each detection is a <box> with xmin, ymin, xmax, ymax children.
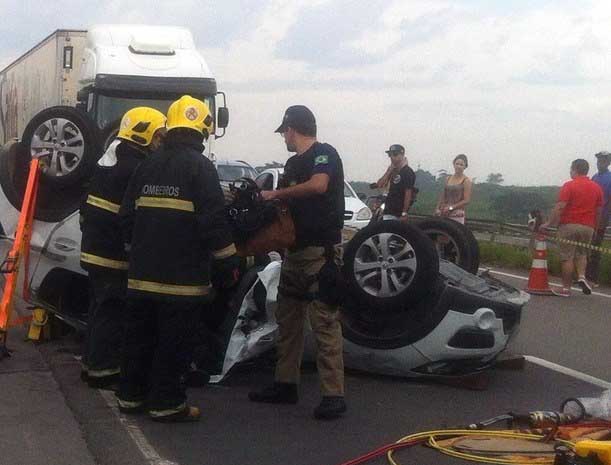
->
<box><xmin>370</xmin><ymin>144</ymin><xmax>416</xmax><ymax>220</ymax></box>
<box><xmin>117</xmin><ymin>96</ymin><xmax>239</xmax><ymax>422</ymax></box>
<box><xmin>249</xmin><ymin>105</ymin><xmax>347</xmax><ymax>420</ymax></box>
<box><xmin>80</xmin><ymin>107</ymin><xmax>166</xmax><ymax>388</ymax></box>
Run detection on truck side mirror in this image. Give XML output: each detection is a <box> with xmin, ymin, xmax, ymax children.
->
<box><xmin>217</xmin><ymin>107</ymin><xmax>229</xmax><ymax>129</ymax></box>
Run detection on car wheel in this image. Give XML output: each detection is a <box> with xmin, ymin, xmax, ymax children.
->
<box><xmin>21</xmin><ymin>106</ymin><xmax>100</xmax><ymax>187</ymax></box>
<box><xmin>416</xmin><ymin>218</ymin><xmax>480</xmax><ymax>274</ymax></box>
<box><xmin>342</xmin><ymin>220</ymin><xmax>439</xmax><ymax>310</ymax></box>
<box><xmin>0</xmin><ymin>141</ymin><xmax>86</xmax><ymax>222</ymax></box>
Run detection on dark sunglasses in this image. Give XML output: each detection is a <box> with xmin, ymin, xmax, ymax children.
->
<box><xmin>388</xmin><ymin>152</ymin><xmax>402</xmax><ymax>157</ymax></box>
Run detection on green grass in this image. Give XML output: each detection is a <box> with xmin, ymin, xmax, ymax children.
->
<box><xmin>479</xmin><ymin>241</ymin><xmax>611</xmax><ymax>286</ymax></box>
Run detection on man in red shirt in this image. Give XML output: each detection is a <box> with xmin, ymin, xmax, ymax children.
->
<box><xmin>541</xmin><ymin>159</ymin><xmax>603</xmax><ymax>297</ymax></box>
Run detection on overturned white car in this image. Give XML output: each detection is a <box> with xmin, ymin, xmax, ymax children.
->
<box><xmin>0</xmin><ymin>105</ymin><xmax>528</xmax><ymax>380</ymax></box>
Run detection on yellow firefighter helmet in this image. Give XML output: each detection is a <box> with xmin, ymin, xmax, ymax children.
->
<box><xmin>166</xmin><ymin>95</ymin><xmax>214</xmax><ymax>138</ymax></box>
<box><xmin>117</xmin><ymin>107</ymin><xmax>167</xmax><ymax>147</ymax></box>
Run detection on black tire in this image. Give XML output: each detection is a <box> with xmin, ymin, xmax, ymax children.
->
<box><xmin>342</xmin><ymin>220</ymin><xmax>439</xmax><ymax>311</ymax></box>
<box><xmin>341</xmin><ymin>278</ymin><xmax>448</xmax><ymax>350</ymax></box>
<box><xmin>416</xmin><ymin>217</ymin><xmax>480</xmax><ymax>274</ymax></box>
<box><xmin>0</xmin><ymin>141</ymin><xmax>87</xmax><ymax>222</ymax></box>
<box><xmin>21</xmin><ymin>106</ymin><xmax>100</xmax><ymax>187</ymax></box>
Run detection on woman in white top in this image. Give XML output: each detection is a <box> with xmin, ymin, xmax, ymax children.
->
<box><xmin>435</xmin><ymin>154</ymin><xmax>473</xmax><ymax>224</ymax></box>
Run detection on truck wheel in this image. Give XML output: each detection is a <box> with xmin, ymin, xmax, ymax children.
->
<box><xmin>21</xmin><ymin>106</ymin><xmax>100</xmax><ymax>187</ymax></box>
<box><xmin>416</xmin><ymin>218</ymin><xmax>480</xmax><ymax>274</ymax></box>
<box><xmin>342</xmin><ymin>220</ymin><xmax>439</xmax><ymax>311</ymax></box>
<box><xmin>0</xmin><ymin>141</ymin><xmax>86</xmax><ymax>222</ymax></box>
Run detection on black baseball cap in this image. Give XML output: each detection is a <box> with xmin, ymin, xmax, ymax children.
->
<box><xmin>595</xmin><ymin>151</ymin><xmax>611</xmax><ymax>160</ymax></box>
<box><xmin>275</xmin><ymin>105</ymin><xmax>317</xmax><ymax>135</ymax></box>
<box><xmin>385</xmin><ymin>144</ymin><xmax>405</xmax><ymax>154</ymax></box>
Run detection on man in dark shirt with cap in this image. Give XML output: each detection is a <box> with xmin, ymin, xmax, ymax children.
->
<box><xmin>249</xmin><ymin>105</ymin><xmax>347</xmax><ymax>420</ymax></box>
<box><xmin>370</xmin><ymin>144</ymin><xmax>416</xmax><ymax>220</ymax></box>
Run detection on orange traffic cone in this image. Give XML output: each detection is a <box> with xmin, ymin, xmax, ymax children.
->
<box><xmin>526</xmin><ymin>233</ymin><xmax>554</xmax><ymax>295</ymax></box>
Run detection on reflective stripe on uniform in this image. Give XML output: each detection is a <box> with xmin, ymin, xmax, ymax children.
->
<box><xmin>149</xmin><ymin>402</ymin><xmax>186</xmax><ymax>418</ymax></box>
<box><xmin>135</xmin><ymin>196</ymin><xmax>195</xmax><ymax>212</ymax></box>
<box><xmin>118</xmin><ymin>398</ymin><xmax>145</xmax><ymax>409</ymax></box>
<box><xmin>213</xmin><ymin>243</ymin><xmax>237</xmax><ymax>259</ymax></box>
<box><xmin>86</xmin><ymin>195</ymin><xmax>120</xmax><ymax>214</ymax></box>
<box><xmin>88</xmin><ymin>367</ymin><xmax>120</xmax><ymax>378</ymax></box>
<box><xmin>81</xmin><ymin>252</ymin><xmax>129</xmax><ymax>270</ymax></box>
<box><xmin>127</xmin><ymin>279</ymin><xmax>210</xmax><ymax>297</ymax></box>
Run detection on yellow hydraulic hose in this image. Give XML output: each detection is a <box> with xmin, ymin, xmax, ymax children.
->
<box><xmin>386</xmin><ymin>429</ymin><xmax>574</xmax><ymax>465</ymax></box>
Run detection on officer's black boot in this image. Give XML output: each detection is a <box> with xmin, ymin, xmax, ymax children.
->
<box><xmin>248</xmin><ymin>382</ymin><xmax>298</xmax><ymax>404</ymax></box>
<box><xmin>314</xmin><ymin>396</ymin><xmax>347</xmax><ymax>420</ymax></box>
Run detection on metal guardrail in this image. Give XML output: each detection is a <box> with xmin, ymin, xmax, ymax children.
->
<box><xmin>409</xmin><ymin>214</ymin><xmax>611</xmax><ymax>242</ymax></box>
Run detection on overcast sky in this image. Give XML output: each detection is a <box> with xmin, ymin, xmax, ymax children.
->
<box><xmin>2</xmin><ymin>0</ymin><xmax>611</xmax><ymax>186</ymax></box>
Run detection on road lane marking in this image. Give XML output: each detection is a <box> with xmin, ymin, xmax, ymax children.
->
<box><xmin>483</xmin><ymin>269</ymin><xmax>611</xmax><ymax>299</ymax></box>
<box><xmin>524</xmin><ymin>356</ymin><xmax>611</xmax><ymax>389</ymax></box>
<box><xmin>99</xmin><ymin>389</ymin><xmax>179</xmax><ymax>465</ymax></box>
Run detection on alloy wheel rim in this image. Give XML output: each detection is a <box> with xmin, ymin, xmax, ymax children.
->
<box><xmin>353</xmin><ymin>232</ymin><xmax>417</xmax><ymax>298</ymax></box>
<box><xmin>30</xmin><ymin>118</ymin><xmax>85</xmax><ymax>177</ymax></box>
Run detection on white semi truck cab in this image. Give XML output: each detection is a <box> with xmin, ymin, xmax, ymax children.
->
<box><xmin>76</xmin><ymin>24</ymin><xmax>228</xmax><ymax>151</ymax></box>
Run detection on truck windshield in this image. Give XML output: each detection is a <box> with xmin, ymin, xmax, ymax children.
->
<box><xmin>94</xmin><ymin>94</ymin><xmax>215</xmax><ymax>133</ymax></box>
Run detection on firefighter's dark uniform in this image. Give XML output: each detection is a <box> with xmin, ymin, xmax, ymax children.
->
<box><xmin>80</xmin><ymin>141</ymin><xmax>145</xmax><ymax>384</ymax></box>
<box><xmin>117</xmin><ymin>130</ymin><xmax>236</xmax><ymax>417</ymax></box>
<box><xmin>275</xmin><ymin>142</ymin><xmax>346</xmax><ymax>396</ymax></box>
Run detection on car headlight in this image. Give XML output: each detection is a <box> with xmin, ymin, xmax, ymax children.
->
<box><xmin>356</xmin><ymin>207</ymin><xmax>372</xmax><ymax>221</ymax></box>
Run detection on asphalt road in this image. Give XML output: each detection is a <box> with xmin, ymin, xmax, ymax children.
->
<box><xmin>28</xmin><ymin>267</ymin><xmax>610</xmax><ymax>465</ymax></box>
<box><xmin>487</xmin><ymin>268</ymin><xmax>611</xmax><ymax>382</ymax></box>
<box><xmin>29</xmin><ymin>264</ymin><xmax>611</xmax><ymax>465</ymax></box>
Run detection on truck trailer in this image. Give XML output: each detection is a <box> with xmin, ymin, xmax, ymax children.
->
<box><xmin>0</xmin><ymin>29</ymin><xmax>87</xmax><ymax>146</ymax></box>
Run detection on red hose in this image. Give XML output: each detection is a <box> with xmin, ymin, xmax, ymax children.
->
<box><xmin>335</xmin><ymin>439</ymin><xmax>424</xmax><ymax>465</ymax></box>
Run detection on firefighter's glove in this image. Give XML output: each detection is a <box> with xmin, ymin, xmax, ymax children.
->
<box><xmin>213</xmin><ymin>254</ymin><xmax>241</xmax><ymax>289</ymax></box>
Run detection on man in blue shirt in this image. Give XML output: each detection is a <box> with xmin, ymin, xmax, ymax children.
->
<box><xmin>586</xmin><ymin>151</ymin><xmax>611</xmax><ymax>287</ymax></box>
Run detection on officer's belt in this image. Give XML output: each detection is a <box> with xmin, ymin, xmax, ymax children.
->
<box><xmin>81</xmin><ymin>252</ymin><xmax>128</xmax><ymax>270</ymax></box>
<box><xmin>135</xmin><ymin>196</ymin><xmax>195</xmax><ymax>212</ymax></box>
<box><xmin>86</xmin><ymin>195</ymin><xmax>120</xmax><ymax>214</ymax></box>
<box><xmin>128</xmin><ymin>279</ymin><xmax>210</xmax><ymax>296</ymax></box>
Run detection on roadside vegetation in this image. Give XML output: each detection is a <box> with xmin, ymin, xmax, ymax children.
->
<box><xmin>479</xmin><ymin>240</ymin><xmax>611</xmax><ymax>286</ymax></box>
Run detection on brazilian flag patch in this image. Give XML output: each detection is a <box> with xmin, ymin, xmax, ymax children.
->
<box><xmin>314</xmin><ymin>155</ymin><xmax>329</xmax><ymax>165</ymax></box>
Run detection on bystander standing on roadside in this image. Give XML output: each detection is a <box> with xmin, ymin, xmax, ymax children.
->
<box><xmin>369</xmin><ymin>144</ymin><xmax>416</xmax><ymax>221</ymax></box>
<box><xmin>541</xmin><ymin>159</ymin><xmax>603</xmax><ymax>297</ymax></box>
<box><xmin>435</xmin><ymin>154</ymin><xmax>472</xmax><ymax>224</ymax></box>
<box><xmin>586</xmin><ymin>151</ymin><xmax>611</xmax><ymax>287</ymax></box>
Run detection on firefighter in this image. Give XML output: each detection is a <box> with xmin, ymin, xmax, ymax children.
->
<box><xmin>80</xmin><ymin>107</ymin><xmax>166</xmax><ymax>389</ymax></box>
<box><xmin>117</xmin><ymin>95</ymin><xmax>240</xmax><ymax>422</ymax></box>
